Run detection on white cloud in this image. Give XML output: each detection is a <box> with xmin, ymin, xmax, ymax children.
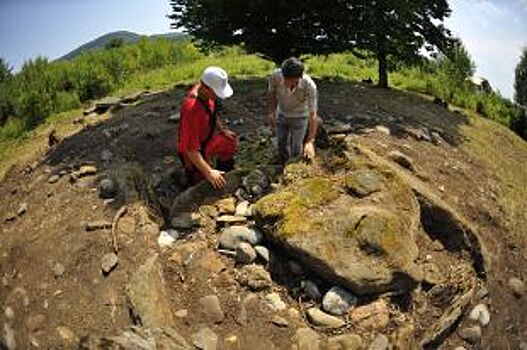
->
<box><xmin>446</xmin><ymin>0</ymin><xmax>527</xmax><ymax>98</ymax></box>
<box><xmin>475</xmin><ymin>0</ymin><xmax>509</xmax><ymax>17</ymax></box>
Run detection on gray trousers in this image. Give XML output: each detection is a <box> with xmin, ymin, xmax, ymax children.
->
<box><xmin>277</xmin><ymin>114</ymin><xmax>309</xmax><ymax>163</ymax></box>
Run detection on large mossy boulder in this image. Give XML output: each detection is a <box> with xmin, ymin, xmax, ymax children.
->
<box><xmin>254</xmin><ymin>163</ymin><xmax>423</xmax><ymax>295</ymax></box>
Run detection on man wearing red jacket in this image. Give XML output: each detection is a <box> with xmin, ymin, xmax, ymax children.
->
<box><xmin>177</xmin><ymin>67</ymin><xmax>237</xmax><ymax>189</ymax></box>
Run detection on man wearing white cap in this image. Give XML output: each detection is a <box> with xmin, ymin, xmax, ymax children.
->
<box><xmin>177</xmin><ymin>66</ymin><xmax>236</xmax><ymax>189</ymax></box>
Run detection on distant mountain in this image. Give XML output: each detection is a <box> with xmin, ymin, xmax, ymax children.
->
<box><xmin>59</xmin><ymin>31</ymin><xmax>188</xmax><ymax>61</ymax></box>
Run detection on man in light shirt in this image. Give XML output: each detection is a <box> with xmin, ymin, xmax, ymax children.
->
<box><xmin>268</xmin><ymin>57</ymin><xmax>318</xmax><ymax>164</ymax></box>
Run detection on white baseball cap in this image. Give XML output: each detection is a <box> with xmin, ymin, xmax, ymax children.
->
<box><xmin>201</xmin><ymin>66</ymin><xmax>233</xmax><ymax>99</ymax></box>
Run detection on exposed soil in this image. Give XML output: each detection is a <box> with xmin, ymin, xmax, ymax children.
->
<box><xmin>1</xmin><ymin>79</ymin><xmax>526</xmax><ymax>349</ymax></box>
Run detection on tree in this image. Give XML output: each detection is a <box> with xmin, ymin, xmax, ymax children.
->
<box><xmin>105</xmin><ymin>38</ymin><xmax>125</xmax><ymax>50</ymax></box>
<box><xmin>436</xmin><ymin>38</ymin><xmax>475</xmax><ymax>83</ymax></box>
<box><xmin>515</xmin><ymin>48</ymin><xmax>527</xmax><ymax>106</ymax></box>
<box><xmin>0</xmin><ymin>57</ymin><xmax>12</xmax><ymax>83</ymax></box>
<box><xmin>350</xmin><ymin>0</ymin><xmax>452</xmax><ymax>87</ymax></box>
<box><xmin>168</xmin><ymin>0</ymin><xmax>338</xmax><ymax>63</ymax></box>
<box><xmin>169</xmin><ymin>0</ymin><xmax>453</xmax><ymax>88</ymax></box>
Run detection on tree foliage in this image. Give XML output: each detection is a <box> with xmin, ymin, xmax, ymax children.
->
<box><xmin>0</xmin><ymin>58</ymin><xmax>12</xmax><ymax>84</ymax></box>
<box><xmin>435</xmin><ymin>38</ymin><xmax>475</xmax><ymax>84</ymax></box>
<box><xmin>169</xmin><ymin>0</ymin><xmax>453</xmax><ymax>87</ymax></box>
<box><xmin>0</xmin><ymin>38</ymin><xmax>200</xmax><ymax>132</ymax></box>
<box><xmin>515</xmin><ymin>48</ymin><xmax>527</xmax><ymax>106</ymax></box>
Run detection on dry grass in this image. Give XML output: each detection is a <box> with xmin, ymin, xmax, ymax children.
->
<box><xmin>460</xmin><ymin>113</ymin><xmax>527</xmax><ymax>242</ymax></box>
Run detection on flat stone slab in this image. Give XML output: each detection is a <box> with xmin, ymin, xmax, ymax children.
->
<box><xmin>126</xmin><ymin>255</ymin><xmax>175</xmax><ymax>329</ymax></box>
<box><xmin>254</xmin><ymin>162</ymin><xmax>422</xmax><ymax>296</ymax></box>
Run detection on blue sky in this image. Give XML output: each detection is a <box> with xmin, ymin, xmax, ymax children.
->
<box><xmin>0</xmin><ymin>0</ymin><xmax>526</xmax><ymax>99</ymax></box>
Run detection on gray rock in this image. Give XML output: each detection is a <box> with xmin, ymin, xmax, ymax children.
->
<box><xmin>322</xmin><ymin>286</ymin><xmax>357</xmax><ymax>316</ymax></box>
<box><xmin>4</xmin><ymin>306</ymin><xmax>14</xmax><ymax>320</ymax></box>
<box><xmin>95</xmin><ymin>96</ymin><xmax>121</xmax><ymax>109</ymax></box>
<box><xmin>508</xmin><ymin>277</ymin><xmax>525</xmax><ymax>297</ymax></box>
<box><xmin>84</xmin><ymin>221</ymin><xmax>112</xmax><ymax>231</ymax></box>
<box><xmin>254</xmin><ymin>246</ymin><xmax>270</xmax><ymax>263</ymax></box>
<box><xmin>292</xmin><ymin>328</ymin><xmax>322</xmax><ymax>350</ymax></box>
<box><xmin>53</xmin><ymin>263</ymin><xmax>65</xmax><ymax>277</ymax></box>
<box><xmin>327</xmin><ymin>334</ymin><xmax>363</xmax><ymax>350</ymax></box>
<box><xmin>235</xmin><ymin>188</ymin><xmax>250</xmax><ymax>202</ymax></box>
<box><xmin>219</xmin><ymin>226</ymin><xmax>263</xmax><ymax>250</ymax></box>
<box><xmin>271</xmin><ymin>315</ymin><xmax>289</xmax><ymax>327</ymax></box>
<box><xmin>73</xmin><ymin>165</ymin><xmax>98</xmax><ymax>178</ymax></box>
<box><xmin>344</xmin><ymin>169</ymin><xmax>383</xmax><ymax>197</ymax></box>
<box><xmin>254</xmin><ymin>173</ymin><xmax>422</xmax><ymax>296</ymax></box>
<box><xmin>48</xmin><ymin>174</ymin><xmax>60</xmax><ymax>184</ymax></box>
<box><xmin>326</xmin><ymin>121</ymin><xmax>352</xmax><ymax>135</ymax></box>
<box><xmin>101</xmin><ymin>253</ymin><xmax>119</xmax><ymax>274</ymax></box>
<box><xmin>238</xmin><ymin>264</ymin><xmax>272</xmax><ymax>291</ymax></box>
<box><xmin>17</xmin><ymin>203</ymin><xmax>28</xmax><ymax>216</ymax></box>
<box><xmin>174</xmin><ymin>309</ymin><xmax>188</xmax><ymax>319</ymax></box>
<box><xmin>242</xmin><ymin>170</ymin><xmax>269</xmax><ymax>197</ymax></box>
<box><xmin>375</xmin><ymin>125</ymin><xmax>391</xmax><ymax>135</ymax></box>
<box><xmin>199</xmin><ymin>295</ymin><xmax>224</xmax><ymax>324</ymax></box>
<box><xmin>387</xmin><ymin>151</ymin><xmax>416</xmax><ymax>172</ymax></box>
<box><xmin>236</xmin><ymin>242</ymin><xmax>257</xmax><ymax>264</ymax></box>
<box><xmin>235</xmin><ymin>201</ymin><xmax>252</xmax><ymax>217</ymax></box>
<box><xmin>350</xmin><ymin>300</ymin><xmax>390</xmax><ymax>330</ymax></box>
<box><xmin>468</xmin><ymin>303</ymin><xmax>490</xmax><ymax>327</ymax></box>
<box><xmin>81</xmin><ymin>326</ymin><xmax>190</xmax><ymax>350</ymax></box>
<box><xmin>216</xmin><ymin>215</ymin><xmax>248</xmax><ymax>224</ymax></box>
<box><xmin>368</xmin><ymin>334</ymin><xmax>389</xmax><ymax>350</ymax></box>
<box><xmin>101</xmin><ymin>149</ymin><xmax>114</xmax><ymax>161</ymax></box>
<box><xmin>168</xmin><ymin>112</ymin><xmax>181</xmax><ymax>123</ymax></box>
<box><xmin>476</xmin><ymin>287</ymin><xmax>489</xmax><ymax>299</ymax></box>
<box><xmin>171</xmin><ymin>212</ymin><xmax>200</xmax><ymax>230</ymax></box>
<box><xmin>192</xmin><ymin>327</ymin><xmax>218</xmax><ymax>350</ymax></box>
<box><xmin>431</xmin><ymin>131</ymin><xmax>446</xmax><ymax>145</ymax></box>
<box><xmin>306</xmin><ymin>307</ymin><xmax>345</xmax><ymax>328</ymax></box>
<box><xmin>99</xmin><ymin>178</ymin><xmax>118</xmax><ymax>199</ymax></box>
<box><xmin>288</xmin><ymin>260</ymin><xmax>304</xmax><ymax>276</ymax></box>
<box><xmin>56</xmin><ymin>326</ymin><xmax>76</xmax><ymax>343</ymax></box>
<box><xmin>216</xmin><ymin>197</ymin><xmax>236</xmax><ymax>214</ymax></box>
<box><xmin>301</xmin><ymin>280</ymin><xmax>322</xmax><ymax>301</ymax></box>
<box><xmin>458</xmin><ymin>325</ymin><xmax>482</xmax><ymax>344</ymax></box>
<box><xmin>4</xmin><ymin>323</ymin><xmax>15</xmax><ymax>350</ymax></box>
<box><xmin>264</xmin><ymin>292</ymin><xmax>287</xmax><ymax>311</ymax></box>
<box><xmin>519</xmin><ymin>342</ymin><xmax>527</xmax><ymax>350</ymax></box>
<box><xmin>126</xmin><ymin>255</ymin><xmax>176</xmax><ymax>329</ymax></box>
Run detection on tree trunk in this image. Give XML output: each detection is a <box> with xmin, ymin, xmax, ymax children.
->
<box><xmin>377</xmin><ymin>49</ymin><xmax>388</xmax><ymax>88</ymax></box>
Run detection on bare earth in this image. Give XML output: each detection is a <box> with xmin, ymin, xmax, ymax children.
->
<box><xmin>1</xmin><ymin>79</ymin><xmax>526</xmax><ymax>349</ymax></box>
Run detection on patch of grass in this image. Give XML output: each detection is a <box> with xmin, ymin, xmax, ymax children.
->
<box><xmin>460</xmin><ymin>114</ymin><xmax>527</xmax><ymax>242</ymax></box>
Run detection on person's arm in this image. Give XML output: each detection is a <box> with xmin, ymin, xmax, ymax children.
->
<box><xmin>304</xmin><ymin>79</ymin><xmax>318</xmax><ymax>159</ymax></box>
<box><xmin>186</xmin><ymin>150</ymin><xmax>226</xmax><ymax>189</ymax></box>
<box><xmin>216</xmin><ymin>117</ymin><xmax>236</xmax><ymax>140</ymax></box>
<box><xmin>306</xmin><ymin>110</ymin><xmax>318</xmax><ymax>143</ymax></box>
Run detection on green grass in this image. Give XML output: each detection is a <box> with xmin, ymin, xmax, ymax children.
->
<box><xmin>114</xmin><ymin>48</ymin><xmax>273</xmax><ymax>97</ymax></box>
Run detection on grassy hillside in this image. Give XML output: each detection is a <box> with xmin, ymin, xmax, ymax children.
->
<box><xmin>59</xmin><ymin>31</ymin><xmax>189</xmax><ymax>61</ymax></box>
<box><xmin>1</xmin><ymin>37</ymin><xmax>526</xmax><ymax>170</ymax></box>
<box><xmin>59</xmin><ymin>31</ymin><xmax>143</xmax><ymax>60</ymax></box>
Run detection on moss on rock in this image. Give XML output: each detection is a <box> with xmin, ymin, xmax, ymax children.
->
<box><xmin>255</xmin><ymin>177</ymin><xmax>340</xmax><ymax>238</ymax></box>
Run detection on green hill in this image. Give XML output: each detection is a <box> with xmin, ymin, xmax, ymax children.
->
<box><xmin>59</xmin><ymin>31</ymin><xmax>188</xmax><ymax>60</ymax></box>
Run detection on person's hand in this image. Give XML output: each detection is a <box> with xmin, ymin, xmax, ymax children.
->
<box><xmin>206</xmin><ymin>169</ymin><xmax>227</xmax><ymax>189</ymax></box>
<box><xmin>303</xmin><ymin>141</ymin><xmax>315</xmax><ymax>160</ymax></box>
<box><xmin>268</xmin><ymin>113</ymin><xmax>277</xmax><ymax>135</ymax></box>
<box><xmin>221</xmin><ymin>128</ymin><xmax>237</xmax><ymax>140</ymax></box>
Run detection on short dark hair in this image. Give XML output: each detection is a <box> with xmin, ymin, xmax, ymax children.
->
<box><xmin>281</xmin><ymin>57</ymin><xmax>304</xmax><ymax>78</ymax></box>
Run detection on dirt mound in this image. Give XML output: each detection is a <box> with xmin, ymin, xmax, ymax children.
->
<box><xmin>1</xmin><ymin>79</ymin><xmax>526</xmax><ymax>349</ymax></box>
